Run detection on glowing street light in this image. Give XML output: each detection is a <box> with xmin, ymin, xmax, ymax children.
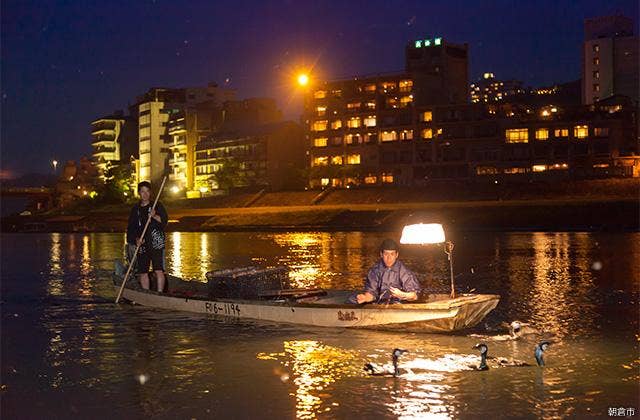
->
<box><xmin>297</xmin><ymin>73</ymin><xmax>309</xmax><ymax>87</ymax></box>
<box><xmin>52</xmin><ymin>160</ymin><xmax>58</xmax><ymax>173</ymax></box>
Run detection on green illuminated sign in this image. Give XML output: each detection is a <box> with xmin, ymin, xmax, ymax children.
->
<box><xmin>415</xmin><ymin>37</ymin><xmax>442</xmax><ymax>48</ymax></box>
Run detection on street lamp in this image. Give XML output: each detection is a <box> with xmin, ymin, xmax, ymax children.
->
<box><xmin>400</xmin><ymin>223</ymin><xmax>457</xmax><ymax>299</ymax></box>
<box><xmin>52</xmin><ymin>160</ymin><xmax>58</xmax><ymax>173</ymax></box>
<box><xmin>297</xmin><ymin>73</ymin><xmax>309</xmax><ymax>87</ymax></box>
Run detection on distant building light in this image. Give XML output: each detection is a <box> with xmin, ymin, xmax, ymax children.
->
<box><xmin>199</xmin><ymin>186</ymin><xmax>209</xmax><ymax>193</ymax></box>
<box><xmin>424</xmin><ymin>39</ymin><xmax>431</xmax><ymax>47</ymax></box>
<box><xmin>434</xmin><ymin>37</ymin><xmax>442</xmax><ymax>45</ymax></box>
<box><xmin>415</xmin><ymin>40</ymin><xmax>422</xmax><ymax>48</ymax></box>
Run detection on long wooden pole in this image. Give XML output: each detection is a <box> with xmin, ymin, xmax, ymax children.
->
<box><xmin>115</xmin><ymin>176</ymin><xmax>167</xmax><ymax>303</ymax></box>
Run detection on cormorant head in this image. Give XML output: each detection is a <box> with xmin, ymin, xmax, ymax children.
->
<box><xmin>474</xmin><ymin>343</ymin><xmax>488</xmax><ymax>355</ymax></box>
<box><xmin>534</xmin><ymin>341</ymin><xmax>551</xmax><ymax>367</ymax></box>
<box><xmin>392</xmin><ymin>348</ymin><xmax>408</xmax><ymax>359</ymax></box>
<box><xmin>510</xmin><ymin>321</ymin><xmax>522</xmax><ymax>337</ymax></box>
<box><xmin>363</xmin><ymin>363</ymin><xmax>375</xmax><ymax>374</ymax></box>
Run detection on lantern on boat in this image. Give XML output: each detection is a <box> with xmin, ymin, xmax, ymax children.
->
<box><xmin>400</xmin><ymin>223</ymin><xmax>456</xmax><ymax>299</ymax></box>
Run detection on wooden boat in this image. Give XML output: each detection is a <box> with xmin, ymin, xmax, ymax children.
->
<box><xmin>113</xmin><ymin>262</ymin><xmax>500</xmax><ymax>333</ymax></box>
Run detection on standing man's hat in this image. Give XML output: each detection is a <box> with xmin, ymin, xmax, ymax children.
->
<box><xmin>380</xmin><ymin>238</ymin><xmax>399</xmax><ymax>251</ymax></box>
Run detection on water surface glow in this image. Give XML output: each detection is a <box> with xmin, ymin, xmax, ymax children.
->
<box><xmin>1</xmin><ymin>231</ymin><xmax>638</xmax><ymax>418</ymax></box>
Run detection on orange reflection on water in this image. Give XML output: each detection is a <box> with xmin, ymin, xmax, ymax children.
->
<box><xmin>169</xmin><ymin>231</ymin><xmax>183</xmax><ymax>277</ymax></box>
<box><xmin>273</xmin><ymin>233</ymin><xmax>330</xmax><ymax>288</ymax></box>
<box><xmin>47</xmin><ymin>232</ymin><xmax>63</xmax><ymax>296</ymax></box>
<box><xmin>258</xmin><ymin>340</ymin><xmax>358</xmax><ymax>419</ymax></box>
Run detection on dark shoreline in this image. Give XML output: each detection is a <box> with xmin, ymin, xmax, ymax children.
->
<box><xmin>3</xmin><ymin>198</ymin><xmax>638</xmax><ymax>233</ymax></box>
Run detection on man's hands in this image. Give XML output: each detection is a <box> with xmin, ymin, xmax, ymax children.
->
<box><xmin>136</xmin><ymin>237</ymin><xmax>144</xmax><ymax>247</ymax></box>
<box><xmin>390</xmin><ymin>287</ymin><xmax>417</xmax><ymax>301</ymax></box>
<box><xmin>356</xmin><ymin>292</ymin><xmax>375</xmax><ymax>304</ymax></box>
<box><xmin>150</xmin><ymin>209</ymin><xmax>161</xmax><ymax>223</ymax></box>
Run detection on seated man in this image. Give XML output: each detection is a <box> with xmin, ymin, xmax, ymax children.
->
<box><xmin>350</xmin><ymin>238</ymin><xmax>420</xmax><ymax>304</ymax></box>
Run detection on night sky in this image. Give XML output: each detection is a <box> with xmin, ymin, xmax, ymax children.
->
<box><xmin>1</xmin><ymin>0</ymin><xmax>637</xmax><ymax>176</ymax></box>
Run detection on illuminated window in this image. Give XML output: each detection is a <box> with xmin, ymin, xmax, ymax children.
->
<box><xmin>381</xmin><ymin>173</ymin><xmax>394</xmax><ymax>183</ymax></box>
<box><xmin>312</xmin><ymin>156</ymin><xmax>329</xmax><ymax>166</ymax></box>
<box><xmin>400</xmin><ymin>96</ymin><xmax>413</xmax><ymax>107</ymax></box>
<box><xmin>364</xmin><ymin>175</ymin><xmax>377</xmax><ymax>184</ymax></box>
<box><xmin>554</xmin><ymin>128</ymin><xmax>569</xmax><ymax>138</ymax></box>
<box><xmin>331</xmin><ymin>89</ymin><xmax>342</xmax><ymax>97</ymax></box>
<box><xmin>331</xmin><ymin>120</ymin><xmax>342</xmax><ymax>130</ymax></box>
<box><xmin>550</xmin><ymin>163</ymin><xmax>569</xmax><ymax>170</ymax></box>
<box><xmin>364</xmin><ymin>132</ymin><xmax>377</xmax><ymax>143</ymax></box>
<box><xmin>424</xmin><ymin>39</ymin><xmax>431</xmax><ymax>47</ymax></box>
<box><xmin>380</xmin><ymin>131</ymin><xmax>398</xmax><ymax>142</ymax></box>
<box><xmin>347</xmin><ymin>117</ymin><xmax>361</xmax><ymax>128</ymax></box>
<box><xmin>347</xmin><ymin>102</ymin><xmax>361</xmax><ymax>110</ymax></box>
<box><xmin>381</xmin><ymin>81</ymin><xmax>397</xmax><ymax>92</ymax></box>
<box><xmin>314</xmin><ymin>90</ymin><xmax>327</xmax><ymax>99</ymax></box>
<box><xmin>363</xmin><ymin>116</ymin><xmax>376</xmax><ymax>127</ymax></box>
<box><xmin>364</xmin><ymin>84</ymin><xmax>376</xmax><ymax>93</ymax></box>
<box><xmin>504</xmin><ymin>167</ymin><xmax>528</xmax><ymax>174</ymax></box>
<box><xmin>535</xmin><ymin>128</ymin><xmax>549</xmax><ymax>140</ymax></box>
<box><xmin>344</xmin><ymin>134</ymin><xmax>361</xmax><ymax>145</ymax></box>
<box><xmin>321</xmin><ymin>178</ymin><xmax>329</xmax><ymax>186</ymax></box>
<box><xmin>593</xmin><ymin>70</ymin><xmax>599</xmax><ymax>79</ymax></box>
<box><xmin>386</xmin><ymin>97</ymin><xmax>399</xmax><ymax>108</ymax></box>
<box><xmin>346</xmin><ymin>154</ymin><xmax>361</xmax><ymax>164</ymax></box>
<box><xmin>434</xmin><ymin>37</ymin><xmax>442</xmax><ymax>45</ymax></box>
<box><xmin>476</xmin><ymin>166</ymin><xmax>498</xmax><ymax>175</ymax></box>
<box><xmin>532</xmin><ymin>165</ymin><xmax>547</xmax><ymax>172</ymax></box>
<box><xmin>593</xmin><ymin>84</ymin><xmax>600</xmax><ymax>92</ymax></box>
<box><xmin>365</xmin><ymin>101</ymin><xmax>376</xmax><ymax>110</ymax></box>
<box><xmin>312</xmin><ymin>120</ymin><xmax>328</xmax><ymax>131</ymax></box>
<box><xmin>313</xmin><ymin>137</ymin><xmax>328</xmax><ymax>147</ymax></box>
<box><xmin>421</xmin><ymin>111</ymin><xmax>433</xmax><ymax>122</ymax></box>
<box><xmin>399</xmin><ymin>80</ymin><xmax>413</xmax><ymax>92</ymax></box>
<box><xmin>316</xmin><ymin>106</ymin><xmax>327</xmax><ymax>116</ymax></box>
<box><xmin>421</xmin><ymin>128</ymin><xmax>433</xmax><ymax>139</ymax></box>
<box><xmin>594</xmin><ymin>127</ymin><xmax>609</xmax><ymax>137</ymax></box>
<box><xmin>415</xmin><ymin>40</ymin><xmax>422</xmax><ymax>48</ymax></box>
<box><xmin>593</xmin><ymin>44</ymin><xmax>599</xmax><ymax>53</ymax></box>
<box><xmin>505</xmin><ymin>128</ymin><xmax>528</xmax><ymax>143</ymax></box>
<box><xmin>331</xmin><ymin>155</ymin><xmax>343</xmax><ymax>165</ymax></box>
<box><xmin>400</xmin><ymin>130</ymin><xmax>413</xmax><ymax>140</ymax></box>
<box><xmin>574</xmin><ymin>125</ymin><xmax>588</xmax><ymax>139</ymax></box>
<box><xmin>593</xmin><ymin>57</ymin><xmax>599</xmax><ymax>65</ymax></box>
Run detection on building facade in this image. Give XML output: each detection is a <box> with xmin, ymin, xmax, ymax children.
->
<box><xmin>135</xmin><ymin>84</ymin><xmax>235</xmax><ymax>185</ymax></box>
<box><xmin>194</xmin><ymin>121</ymin><xmax>305</xmax><ymax>194</ymax></box>
<box><xmin>90</xmin><ymin>111</ymin><xmax>137</xmax><ymax>180</ymax></box>
<box><xmin>470</xmin><ymin>73</ymin><xmax>526</xmax><ymax>103</ymax></box>
<box><xmin>582</xmin><ymin>15</ymin><xmax>639</xmax><ymax>105</ymax></box>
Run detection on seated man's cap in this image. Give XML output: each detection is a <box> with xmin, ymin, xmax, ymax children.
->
<box><xmin>380</xmin><ymin>238</ymin><xmax>399</xmax><ymax>251</ymax></box>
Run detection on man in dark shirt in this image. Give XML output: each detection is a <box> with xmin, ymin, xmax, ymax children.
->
<box><xmin>126</xmin><ymin>181</ymin><xmax>168</xmax><ymax>292</ymax></box>
<box><xmin>351</xmin><ymin>238</ymin><xmax>420</xmax><ymax>304</ymax></box>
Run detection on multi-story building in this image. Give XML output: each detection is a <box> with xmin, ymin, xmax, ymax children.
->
<box><xmin>470</xmin><ymin>73</ymin><xmax>526</xmax><ymax>103</ymax></box>
<box><xmin>90</xmin><ymin>110</ymin><xmax>137</xmax><ymax>180</ymax></box>
<box><xmin>135</xmin><ymin>84</ymin><xmax>235</xmax><ymax>185</ymax></box>
<box><xmin>306</xmin><ymin>37</ymin><xmax>469</xmax><ymax>187</ymax></box>
<box><xmin>582</xmin><ymin>15</ymin><xmax>639</xmax><ymax>105</ymax></box>
<box><xmin>194</xmin><ymin>121</ymin><xmax>305</xmax><ymax>194</ymax></box>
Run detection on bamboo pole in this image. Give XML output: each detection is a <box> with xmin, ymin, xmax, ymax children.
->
<box><xmin>115</xmin><ymin>176</ymin><xmax>167</xmax><ymax>303</ymax></box>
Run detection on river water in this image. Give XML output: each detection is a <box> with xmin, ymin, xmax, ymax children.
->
<box><xmin>1</xmin><ymin>231</ymin><xmax>638</xmax><ymax>419</ymax></box>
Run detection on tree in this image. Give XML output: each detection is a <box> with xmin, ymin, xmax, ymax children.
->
<box><xmin>213</xmin><ymin>158</ymin><xmax>247</xmax><ymax>192</ymax></box>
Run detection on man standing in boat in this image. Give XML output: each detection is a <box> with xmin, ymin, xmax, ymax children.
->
<box><xmin>126</xmin><ymin>181</ymin><xmax>168</xmax><ymax>292</ymax></box>
<box><xmin>351</xmin><ymin>238</ymin><xmax>420</xmax><ymax>304</ymax></box>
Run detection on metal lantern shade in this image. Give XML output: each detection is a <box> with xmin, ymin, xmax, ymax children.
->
<box><xmin>400</xmin><ymin>223</ymin><xmax>446</xmax><ymax>244</ymax></box>
<box><xmin>400</xmin><ymin>223</ymin><xmax>457</xmax><ymax>299</ymax></box>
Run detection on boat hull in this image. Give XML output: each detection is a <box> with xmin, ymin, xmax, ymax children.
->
<box><xmin>114</xmin><ymin>280</ymin><xmax>499</xmax><ymax>333</ymax></box>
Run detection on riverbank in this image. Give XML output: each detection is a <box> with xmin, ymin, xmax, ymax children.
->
<box><xmin>3</xmin><ymin>179</ymin><xmax>638</xmax><ymax>232</ymax></box>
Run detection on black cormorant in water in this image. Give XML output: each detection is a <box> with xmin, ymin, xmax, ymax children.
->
<box><xmin>364</xmin><ymin>348</ymin><xmax>409</xmax><ymax>377</ymax></box>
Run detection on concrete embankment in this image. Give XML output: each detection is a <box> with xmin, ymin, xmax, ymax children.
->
<box><xmin>3</xmin><ymin>180</ymin><xmax>638</xmax><ymax>232</ymax></box>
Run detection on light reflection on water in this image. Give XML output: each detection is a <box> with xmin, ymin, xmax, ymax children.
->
<box><xmin>1</xmin><ymin>231</ymin><xmax>639</xmax><ymax>418</ymax></box>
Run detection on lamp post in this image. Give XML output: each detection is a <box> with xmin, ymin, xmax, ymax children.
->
<box><xmin>52</xmin><ymin>159</ymin><xmax>58</xmax><ymax>173</ymax></box>
<box><xmin>400</xmin><ymin>223</ymin><xmax>457</xmax><ymax>299</ymax></box>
